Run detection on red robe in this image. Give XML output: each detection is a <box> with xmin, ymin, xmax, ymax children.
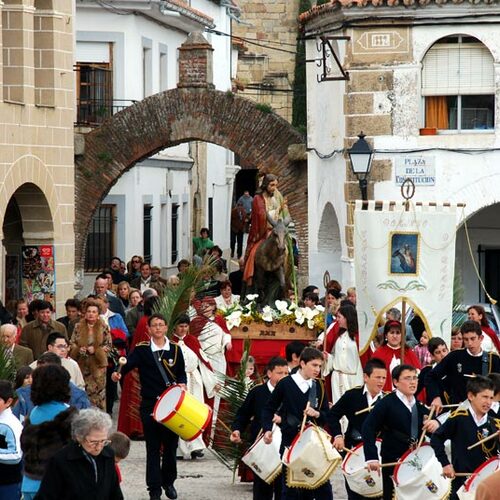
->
<box><xmin>243</xmin><ymin>194</ymin><xmax>268</xmax><ymax>285</ymax></box>
<box><xmin>483</xmin><ymin>326</ymin><xmax>500</xmax><ymax>353</ymax></box>
<box><xmin>372</xmin><ymin>344</ymin><xmax>422</xmax><ymax>393</ymax></box>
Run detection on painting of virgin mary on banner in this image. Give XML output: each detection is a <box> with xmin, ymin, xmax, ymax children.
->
<box><xmin>354</xmin><ymin>201</ymin><xmax>458</xmax><ymax>353</ymax></box>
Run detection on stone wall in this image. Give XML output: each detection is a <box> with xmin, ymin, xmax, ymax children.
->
<box><xmin>233</xmin><ymin>0</ymin><xmax>300</xmax><ymax>123</ymax></box>
<box><xmin>0</xmin><ymin>0</ymin><xmax>75</xmax><ymax>313</ymax></box>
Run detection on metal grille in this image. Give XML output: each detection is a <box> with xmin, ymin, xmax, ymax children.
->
<box><xmin>143</xmin><ymin>205</ymin><xmax>152</xmax><ymax>264</ymax></box>
<box><xmin>171</xmin><ymin>204</ymin><xmax>179</xmax><ymax>264</ymax></box>
<box><xmin>85</xmin><ymin>205</ymin><xmax>116</xmax><ymax>272</ymax></box>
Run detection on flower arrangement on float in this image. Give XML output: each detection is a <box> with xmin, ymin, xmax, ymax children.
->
<box><xmin>218</xmin><ymin>295</ymin><xmax>325</xmax><ymax>331</ymax></box>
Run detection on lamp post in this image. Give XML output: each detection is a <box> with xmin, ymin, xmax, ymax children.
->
<box><xmin>347</xmin><ymin>132</ymin><xmax>374</xmax><ymax>201</ymax></box>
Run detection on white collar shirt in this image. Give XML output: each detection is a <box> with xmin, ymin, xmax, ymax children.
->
<box><xmin>396</xmin><ymin>389</ymin><xmax>416</xmax><ymax>413</ymax></box>
<box><xmin>292</xmin><ymin>371</ymin><xmax>313</xmax><ymax>394</ymax></box>
<box><xmin>363</xmin><ymin>384</ymin><xmax>383</xmax><ymax>407</ymax></box>
<box><xmin>267</xmin><ymin>380</ymin><xmax>275</xmax><ymax>394</ymax></box>
<box><xmin>151</xmin><ymin>336</ymin><xmax>170</xmax><ymax>353</ymax></box>
<box><xmin>469</xmin><ymin>406</ymin><xmax>488</xmax><ymax>427</ymax></box>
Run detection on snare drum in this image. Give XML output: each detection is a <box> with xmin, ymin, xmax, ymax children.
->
<box><xmin>153</xmin><ymin>385</ymin><xmax>212</xmax><ymax>441</ymax></box>
<box><xmin>393</xmin><ymin>444</ymin><xmax>451</xmax><ymax>500</ymax></box>
<box><xmin>242</xmin><ymin>426</ymin><xmax>282</xmax><ymax>484</ymax></box>
<box><xmin>283</xmin><ymin>424</ymin><xmax>341</xmax><ymax>489</ymax></box>
<box><xmin>457</xmin><ymin>457</ymin><xmax>500</xmax><ymax>500</ymax></box>
<box><xmin>342</xmin><ymin>440</ymin><xmax>382</xmax><ymax>498</ymax></box>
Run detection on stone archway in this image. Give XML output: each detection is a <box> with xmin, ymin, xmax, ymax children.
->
<box><xmin>75</xmin><ymin>90</ymin><xmax>306</xmax><ymax>274</ymax></box>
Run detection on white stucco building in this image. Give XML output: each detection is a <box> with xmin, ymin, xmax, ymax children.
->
<box><xmin>75</xmin><ymin>0</ymin><xmax>237</xmax><ymax>281</ymax></box>
<box><xmin>302</xmin><ymin>1</ymin><xmax>500</xmax><ymax>304</ymax></box>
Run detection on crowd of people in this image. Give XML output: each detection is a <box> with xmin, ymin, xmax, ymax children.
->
<box><xmin>1</xmin><ymin>244</ymin><xmax>500</xmax><ymax>500</ymax></box>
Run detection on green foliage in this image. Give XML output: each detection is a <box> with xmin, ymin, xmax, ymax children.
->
<box><xmin>97</xmin><ymin>151</ymin><xmax>113</xmax><ymax>164</ymax></box>
<box><xmin>255</xmin><ymin>102</ymin><xmax>273</xmax><ymax>114</ymax></box>
<box><xmin>316</xmin><ymin>0</ymin><xmax>330</xmax><ymax>5</ymax></box>
<box><xmin>154</xmin><ymin>258</ymin><xmax>217</xmax><ymax>336</ymax></box>
<box><xmin>292</xmin><ymin>1</ymin><xmax>312</xmax><ymax>131</ymax></box>
<box><xmin>0</xmin><ymin>344</ymin><xmax>15</xmax><ymax>383</ymax></box>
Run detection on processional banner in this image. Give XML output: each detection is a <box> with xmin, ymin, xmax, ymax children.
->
<box><xmin>354</xmin><ymin>201</ymin><xmax>457</xmax><ymax>353</ymax></box>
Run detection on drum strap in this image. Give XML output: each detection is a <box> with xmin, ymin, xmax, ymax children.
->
<box><xmin>153</xmin><ymin>346</ymin><xmax>177</xmax><ymax>388</ymax></box>
<box><xmin>308</xmin><ymin>382</ymin><xmax>318</xmax><ymax>409</ymax></box>
<box><xmin>481</xmin><ymin>352</ymin><xmax>489</xmax><ymax>376</ymax></box>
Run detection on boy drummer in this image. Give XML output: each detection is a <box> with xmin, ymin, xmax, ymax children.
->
<box><xmin>230</xmin><ymin>356</ymin><xmax>289</xmax><ymax>500</ymax></box>
<box><xmin>430</xmin><ymin>376</ymin><xmax>500</xmax><ymax>499</ymax></box>
<box><xmin>362</xmin><ymin>364</ymin><xmax>439</xmax><ymax>500</ymax></box>
<box><xmin>327</xmin><ymin>358</ymin><xmax>387</xmax><ymax>499</ymax></box>
<box><xmin>262</xmin><ymin>347</ymin><xmax>332</xmax><ymax>500</ymax></box>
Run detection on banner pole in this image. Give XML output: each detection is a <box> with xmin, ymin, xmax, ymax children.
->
<box><xmin>401</xmin><ymin>299</ymin><xmax>406</xmax><ymax>362</ymax></box>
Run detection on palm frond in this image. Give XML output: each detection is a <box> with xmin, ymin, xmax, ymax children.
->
<box><xmin>208</xmin><ymin>338</ymin><xmax>253</xmax><ymax>476</ymax></box>
<box><xmin>0</xmin><ymin>344</ymin><xmax>16</xmax><ymax>382</ymax></box>
<box><xmin>154</xmin><ymin>258</ymin><xmax>216</xmax><ymax>335</ymax></box>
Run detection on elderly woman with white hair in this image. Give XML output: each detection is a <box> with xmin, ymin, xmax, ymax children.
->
<box><xmin>35</xmin><ymin>408</ymin><xmax>123</xmax><ymax>500</ymax></box>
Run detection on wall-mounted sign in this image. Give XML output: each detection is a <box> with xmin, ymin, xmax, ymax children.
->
<box><xmin>22</xmin><ymin>245</ymin><xmax>55</xmax><ymax>307</ymax></box>
<box><xmin>395</xmin><ymin>156</ymin><xmax>436</xmax><ymax>186</ymax></box>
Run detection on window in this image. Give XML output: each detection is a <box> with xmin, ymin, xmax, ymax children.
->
<box><xmin>208</xmin><ymin>197</ymin><xmax>213</xmax><ymax>241</ymax></box>
<box><xmin>422</xmin><ymin>36</ymin><xmax>494</xmax><ymax>131</ymax></box>
<box><xmin>75</xmin><ymin>63</ymin><xmax>113</xmax><ymax>124</ymax></box>
<box><xmin>143</xmin><ymin>205</ymin><xmax>152</xmax><ymax>264</ymax></box>
<box><xmin>171</xmin><ymin>203</ymin><xmax>179</xmax><ymax>264</ymax></box>
<box><xmin>160</xmin><ymin>48</ymin><xmax>168</xmax><ymax>91</ymax></box>
<box><xmin>85</xmin><ymin>205</ymin><xmax>116</xmax><ymax>272</ymax></box>
<box><xmin>143</xmin><ymin>47</ymin><xmax>152</xmax><ymax>97</ymax></box>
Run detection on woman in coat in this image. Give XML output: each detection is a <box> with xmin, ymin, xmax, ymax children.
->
<box><xmin>36</xmin><ymin>408</ymin><xmax>123</xmax><ymax>500</ymax></box>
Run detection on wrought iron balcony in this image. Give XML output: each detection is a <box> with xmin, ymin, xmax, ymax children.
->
<box><xmin>75</xmin><ymin>98</ymin><xmax>137</xmax><ymax>126</ymax></box>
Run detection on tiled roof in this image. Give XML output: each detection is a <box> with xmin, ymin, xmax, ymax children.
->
<box><xmin>300</xmin><ymin>0</ymin><xmax>497</xmax><ymax>24</ymax></box>
<box><xmin>164</xmin><ymin>0</ymin><xmax>215</xmax><ymax>26</ymax></box>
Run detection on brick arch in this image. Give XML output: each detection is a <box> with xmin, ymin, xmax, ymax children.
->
<box><xmin>75</xmin><ymin>87</ymin><xmax>306</xmax><ymax>272</ymax></box>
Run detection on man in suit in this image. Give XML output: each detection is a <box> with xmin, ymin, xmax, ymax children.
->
<box><xmin>230</xmin><ymin>356</ymin><xmax>288</xmax><ymax>500</ymax></box>
<box><xmin>1</xmin><ymin>323</ymin><xmax>33</xmax><ymax>368</ymax></box>
<box><xmin>113</xmin><ymin>313</ymin><xmax>186</xmax><ymax>500</ymax></box>
<box><xmin>94</xmin><ymin>274</ymin><xmax>126</xmax><ymax>319</ymax></box>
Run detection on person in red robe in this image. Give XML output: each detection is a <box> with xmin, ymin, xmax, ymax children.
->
<box><xmin>467</xmin><ymin>305</ymin><xmax>500</xmax><ymax>353</ymax></box>
<box><xmin>372</xmin><ymin>320</ymin><xmax>421</xmax><ymax>392</ymax></box>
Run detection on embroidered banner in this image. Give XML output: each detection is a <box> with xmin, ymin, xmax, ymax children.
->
<box><xmin>354</xmin><ymin>201</ymin><xmax>457</xmax><ymax>352</ymax></box>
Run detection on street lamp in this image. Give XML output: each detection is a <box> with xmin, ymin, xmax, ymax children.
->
<box><xmin>347</xmin><ymin>132</ymin><xmax>374</xmax><ymax>201</ymax></box>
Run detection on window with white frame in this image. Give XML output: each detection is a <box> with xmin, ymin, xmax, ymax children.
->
<box><xmin>422</xmin><ymin>35</ymin><xmax>495</xmax><ymax>132</ymax></box>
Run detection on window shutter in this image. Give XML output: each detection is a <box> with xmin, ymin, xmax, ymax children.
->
<box><xmin>422</xmin><ymin>42</ymin><xmax>494</xmax><ymax>96</ymax></box>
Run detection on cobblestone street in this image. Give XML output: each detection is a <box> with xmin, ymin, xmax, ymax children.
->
<box><xmin>120</xmin><ymin>439</ymin><xmax>348</xmax><ymax>500</ymax></box>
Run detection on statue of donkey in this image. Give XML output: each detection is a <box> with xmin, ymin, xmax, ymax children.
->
<box><xmin>253</xmin><ymin>214</ymin><xmax>291</xmax><ymax>306</ymax></box>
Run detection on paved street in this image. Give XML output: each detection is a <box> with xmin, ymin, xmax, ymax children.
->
<box><xmin>120</xmin><ymin>439</ymin><xmax>349</xmax><ymax>499</ymax></box>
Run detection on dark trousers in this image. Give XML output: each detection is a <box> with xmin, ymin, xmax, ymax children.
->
<box><xmin>280</xmin><ymin>467</ymin><xmax>333</xmax><ymax>500</ymax></box>
<box><xmin>253</xmin><ymin>474</ymin><xmax>282</xmax><ymax>500</ymax></box>
<box><xmin>106</xmin><ymin>366</ymin><xmax>117</xmax><ymax>416</ymax></box>
<box><xmin>230</xmin><ymin>231</ymin><xmax>244</xmax><ymax>258</ymax></box>
<box><xmin>450</xmin><ymin>476</ymin><xmax>466</xmax><ymax>500</ymax></box>
<box><xmin>141</xmin><ymin>405</ymin><xmax>179</xmax><ymax>493</ymax></box>
<box><xmin>382</xmin><ymin>466</ymin><xmax>394</xmax><ymax>500</ymax></box>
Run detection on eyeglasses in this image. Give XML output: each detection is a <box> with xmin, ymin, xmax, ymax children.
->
<box><xmin>400</xmin><ymin>376</ymin><xmax>418</xmax><ymax>382</ymax></box>
<box><xmin>54</xmin><ymin>344</ymin><xmax>68</xmax><ymax>349</ymax></box>
<box><xmin>85</xmin><ymin>438</ymin><xmax>111</xmax><ymax>447</ymax></box>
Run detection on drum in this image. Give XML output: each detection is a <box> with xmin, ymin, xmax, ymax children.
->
<box><xmin>342</xmin><ymin>440</ymin><xmax>383</xmax><ymax>498</ymax></box>
<box><xmin>457</xmin><ymin>457</ymin><xmax>500</xmax><ymax>500</ymax></box>
<box><xmin>152</xmin><ymin>385</ymin><xmax>212</xmax><ymax>441</ymax></box>
<box><xmin>393</xmin><ymin>444</ymin><xmax>451</xmax><ymax>500</ymax></box>
<box><xmin>283</xmin><ymin>424</ymin><xmax>341</xmax><ymax>489</ymax></box>
<box><xmin>242</xmin><ymin>426</ymin><xmax>282</xmax><ymax>484</ymax></box>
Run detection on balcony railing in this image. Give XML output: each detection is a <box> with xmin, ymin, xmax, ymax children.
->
<box><xmin>76</xmin><ymin>98</ymin><xmax>137</xmax><ymax>126</ymax></box>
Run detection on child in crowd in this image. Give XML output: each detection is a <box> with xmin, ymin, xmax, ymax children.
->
<box><xmin>244</xmin><ymin>356</ymin><xmax>257</xmax><ymax>389</ymax></box>
<box><xmin>431</xmin><ymin>376</ymin><xmax>499</xmax><ymax>499</ymax></box>
<box><xmin>0</xmin><ymin>380</ymin><xmax>23</xmax><ymax>500</ymax></box>
<box><xmin>414</xmin><ymin>330</ymin><xmax>432</xmax><ymax>367</ymax></box>
<box><xmin>14</xmin><ymin>366</ymin><xmax>32</xmax><ymax>390</ymax></box>
<box><xmin>109</xmin><ymin>431</ymin><xmax>131</xmax><ymax>484</ymax></box>
<box><xmin>487</xmin><ymin>372</ymin><xmax>500</xmax><ymax>417</ymax></box>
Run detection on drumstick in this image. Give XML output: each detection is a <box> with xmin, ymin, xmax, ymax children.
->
<box><xmin>416</xmin><ymin>406</ymin><xmax>435</xmax><ymax>451</ymax></box>
<box><xmin>467</xmin><ymin>429</ymin><xmax>500</xmax><ymax>450</ymax></box>
<box><xmin>354</xmin><ymin>406</ymin><xmax>373</xmax><ymax>416</ymax></box>
<box><xmin>453</xmin><ymin>472</ymin><xmax>472</xmax><ymax>477</ymax></box>
<box><xmin>343</xmin><ymin>447</ymin><xmax>359</xmax><ymax>456</ymax></box>
<box><xmin>116</xmin><ymin>357</ymin><xmax>127</xmax><ymax>374</ymax></box>
<box><xmin>464</xmin><ymin>374</ymin><xmax>477</xmax><ymax>378</ymax></box>
<box><xmin>300</xmin><ymin>402</ymin><xmax>310</xmax><ymax>435</ymax></box>
<box><xmin>217</xmin><ymin>418</ymin><xmax>233</xmax><ymax>435</ymax></box>
<box><xmin>441</xmin><ymin>404</ymin><xmax>460</xmax><ymax>409</ymax></box>
<box><xmin>379</xmin><ymin>461</ymin><xmax>400</xmax><ymax>468</ymax></box>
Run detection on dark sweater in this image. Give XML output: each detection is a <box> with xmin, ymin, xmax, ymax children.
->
<box><xmin>430</xmin><ymin>408</ymin><xmax>499</xmax><ymax>473</ymax></box>
<box><xmin>326</xmin><ymin>386</ymin><xmax>384</xmax><ymax>448</ymax></box>
<box><xmin>232</xmin><ymin>382</ymin><xmax>273</xmax><ymax>443</ymax></box>
<box><xmin>262</xmin><ymin>375</ymin><xmax>328</xmax><ymax>448</ymax></box>
<box><xmin>362</xmin><ymin>392</ymin><xmax>429</xmax><ymax>463</ymax></box>
<box><xmin>427</xmin><ymin>349</ymin><xmax>500</xmax><ymax>404</ymax></box>
<box><xmin>121</xmin><ymin>340</ymin><xmax>187</xmax><ymax>408</ymax></box>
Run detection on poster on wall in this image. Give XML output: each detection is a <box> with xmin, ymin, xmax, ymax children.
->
<box><xmin>21</xmin><ymin>245</ymin><xmax>55</xmax><ymax>307</ymax></box>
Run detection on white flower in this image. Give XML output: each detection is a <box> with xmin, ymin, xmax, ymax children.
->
<box><xmin>304</xmin><ymin>307</ymin><xmax>319</xmax><ymax>320</ymax></box>
<box><xmin>307</xmin><ymin>319</ymin><xmax>315</xmax><ymax>329</ymax></box>
<box><xmin>295</xmin><ymin>308</ymin><xmax>305</xmax><ymax>325</ymax></box>
<box><xmin>226</xmin><ymin>310</ymin><xmax>242</xmax><ymax>330</ymax></box>
<box><xmin>315</xmin><ymin>304</ymin><xmax>325</xmax><ymax>313</ymax></box>
<box><xmin>275</xmin><ymin>300</ymin><xmax>291</xmax><ymax>316</ymax></box>
<box><xmin>262</xmin><ymin>306</ymin><xmax>273</xmax><ymax>323</ymax></box>
<box><xmin>246</xmin><ymin>294</ymin><xmax>259</xmax><ymax>301</ymax></box>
